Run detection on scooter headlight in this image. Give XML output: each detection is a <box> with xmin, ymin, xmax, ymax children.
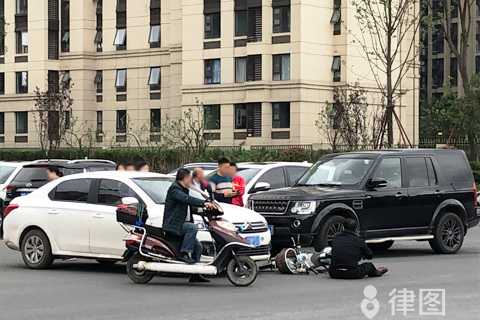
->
<box><xmin>217</xmin><ymin>220</ymin><xmax>237</xmax><ymax>232</ymax></box>
<box><xmin>290</xmin><ymin>201</ymin><xmax>316</xmax><ymax>215</ymax></box>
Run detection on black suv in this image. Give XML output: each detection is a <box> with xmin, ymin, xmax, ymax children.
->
<box><xmin>249</xmin><ymin>149</ymin><xmax>479</xmax><ymax>254</ymax></box>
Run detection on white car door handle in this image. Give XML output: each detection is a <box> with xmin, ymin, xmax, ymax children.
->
<box><xmin>93</xmin><ymin>213</ymin><xmax>105</xmax><ymax>219</ymax></box>
<box><xmin>48</xmin><ymin>209</ymin><xmax>59</xmax><ymax>215</ymax></box>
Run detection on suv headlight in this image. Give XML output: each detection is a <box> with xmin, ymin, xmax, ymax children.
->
<box><xmin>290</xmin><ymin>201</ymin><xmax>316</xmax><ymax>215</ymax></box>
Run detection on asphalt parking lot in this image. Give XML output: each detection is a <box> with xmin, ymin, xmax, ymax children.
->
<box><xmin>0</xmin><ymin>228</ymin><xmax>479</xmax><ymax>320</ymax></box>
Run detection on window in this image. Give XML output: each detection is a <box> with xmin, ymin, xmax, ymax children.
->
<box><xmin>204</xmin><ymin>0</ymin><xmax>220</xmax><ymax>39</ymax></box>
<box><xmin>451</xmin><ymin>0</ymin><xmax>458</xmax><ymax>18</ymax></box>
<box><xmin>247</xmin><ymin>55</ymin><xmax>262</xmax><ymax>81</ymax></box>
<box><xmin>115</xmin><ymin>0</ymin><xmax>127</xmax><ymax>50</ymax></box>
<box><xmin>150</xmin><ymin>109</ymin><xmax>161</xmax><ymax>133</ymax></box>
<box><xmin>149</xmin><ymin>25</ymin><xmax>160</xmax><ymax>46</ymax></box>
<box><xmin>450</xmin><ymin>23</ymin><xmax>458</xmax><ymax>50</ymax></box>
<box><xmin>235</xmin><ymin>103</ymin><xmax>262</xmax><ymax>137</ymax></box>
<box><xmin>60</xmin><ymin>0</ymin><xmax>69</xmax><ymax>52</ymax></box>
<box><xmin>432</xmin><ymin>58</ymin><xmax>444</xmax><ymax>89</ymax></box>
<box><xmin>16</xmin><ymin>71</ymin><xmax>28</xmax><ymax>93</ymax></box>
<box><xmin>0</xmin><ymin>112</ymin><xmax>4</xmax><ymax>135</ymax></box>
<box><xmin>52</xmin><ymin>179</ymin><xmax>91</xmax><ymax>202</ymax></box>
<box><xmin>61</xmin><ymin>71</ymin><xmax>71</xmax><ymax>84</ymax></box>
<box><xmin>406</xmin><ymin>158</ymin><xmax>429</xmax><ymax>187</ymax></box>
<box><xmin>96</xmin><ymin>111</ymin><xmax>103</xmax><ymax>133</ymax></box>
<box><xmin>97</xmin><ymin>179</ymin><xmax>137</xmax><ymax>206</ymax></box>
<box><xmin>235</xmin><ymin>57</ymin><xmax>247</xmax><ymax>83</ymax></box>
<box><xmin>450</xmin><ymin>57</ymin><xmax>457</xmax><ymax>87</ymax></box>
<box><xmin>432</xmin><ymin>24</ymin><xmax>444</xmax><ymax>54</ymax></box>
<box><xmin>257</xmin><ymin>167</ymin><xmax>286</xmax><ymax>190</ymax></box>
<box><xmin>114</xmin><ymin>28</ymin><xmax>126</xmax><ymax>49</ymax></box>
<box><xmin>331</xmin><ymin>0</ymin><xmax>341</xmax><ymax>35</ymax></box>
<box><xmin>115</xmin><ymin>69</ymin><xmax>127</xmax><ymax>92</ymax></box>
<box><xmin>16</xmin><ymin>31</ymin><xmax>28</xmax><ymax>54</ymax></box>
<box><xmin>148</xmin><ymin>67</ymin><xmax>160</xmax><ymax>90</ymax></box>
<box><xmin>116</xmin><ymin>110</ymin><xmax>127</xmax><ymax>134</ymax></box>
<box><xmin>273</xmin><ymin>54</ymin><xmax>290</xmax><ymax>81</ymax></box>
<box><xmin>150</xmin><ymin>0</ymin><xmax>160</xmax><ymax>47</ymax></box>
<box><xmin>204</xmin><ymin>59</ymin><xmax>221</xmax><ymax>84</ymax></box>
<box><xmin>16</xmin><ymin>0</ymin><xmax>27</xmax><ymax>15</ymax></box>
<box><xmin>332</xmin><ymin>56</ymin><xmax>341</xmax><ymax>82</ymax></box>
<box><xmin>373</xmin><ymin>158</ymin><xmax>402</xmax><ymax>188</ymax></box>
<box><xmin>15</xmin><ymin>111</ymin><xmax>28</xmax><ymax>134</ymax></box>
<box><xmin>426</xmin><ymin>158</ymin><xmax>438</xmax><ymax>186</ymax></box>
<box><xmin>286</xmin><ymin>166</ymin><xmax>308</xmax><ymax>186</ymax></box>
<box><xmin>48</xmin><ymin>70</ymin><xmax>59</xmax><ymax>93</ymax></box>
<box><xmin>272</xmin><ymin>102</ymin><xmax>290</xmax><ymax>128</ymax></box>
<box><xmin>204</xmin><ymin>105</ymin><xmax>221</xmax><ymax>130</ymax></box>
<box><xmin>95</xmin><ymin>71</ymin><xmax>103</xmax><ymax>94</ymax></box>
<box><xmin>247</xmin><ymin>2</ymin><xmax>262</xmax><ymax>42</ymax></box>
<box><xmin>95</xmin><ymin>0</ymin><xmax>102</xmax><ymax>52</ymax></box>
<box><xmin>272</xmin><ymin>1</ymin><xmax>290</xmax><ymax>33</ymax></box>
<box><xmin>235</xmin><ymin>0</ymin><xmax>247</xmax><ymax>37</ymax></box>
<box><xmin>0</xmin><ymin>0</ymin><xmax>5</xmax><ymax>56</ymax></box>
<box><xmin>0</xmin><ymin>73</ymin><xmax>4</xmax><ymax>95</ymax></box>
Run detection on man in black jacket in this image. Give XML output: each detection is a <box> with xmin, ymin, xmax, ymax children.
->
<box><xmin>163</xmin><ymin>168</ymin><xmax>213</xmax><ymax>266</ymax></box>
<box><xmin>329</xmin><ymin>219</ymin><xmax>388</xmax><ymax>279</ymax></box>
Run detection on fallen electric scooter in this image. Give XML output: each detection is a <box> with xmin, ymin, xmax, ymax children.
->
<box><xmin>116</xmin><ymin>195</ymin><xmax>259</xmax><ymax>287</ymax></box>
<box><xmin>275</xmin><ymin>238</ymin><xmax>332</xmax><ymax>274</ymax></box>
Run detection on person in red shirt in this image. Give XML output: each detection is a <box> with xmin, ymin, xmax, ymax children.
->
<box><xmin>229</xmin><ymin>162</ymin><xmax>245</xmax><ymax>207</ymax></box>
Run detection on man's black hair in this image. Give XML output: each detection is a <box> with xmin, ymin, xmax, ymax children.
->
<box><xmin>218</xmin><ymin>157</ymin><xmax>230</xmax><ymax>165</ymax></box>
<box><xmin>47</xmin><ymin>166</ymin><xmax>63</xmax><ymax>177</ymax></box>
<box><xmin>343</xmin><ymin>218</ymin><xmax>357</xmax><ymax>232</ymax></box>
<box><xmin>229</xmin><ymin>162</ymin><xmax>237</xmax><ymax>168</ymax></box>
<box><xmin>176</xmin><ymin>168</ymin><xmax>191</xmax><ymax>181</ymax></box>
<box><xmin>134</xmin><ymin>159</ymin><xmax>148</xmax><ymax>170</ymax></box>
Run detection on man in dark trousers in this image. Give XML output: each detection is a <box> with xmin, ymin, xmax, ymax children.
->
<box><xmin>163</xmin><ymin>169</ymin><xmax>214</xmax><ymax>283</ymax></box>
<box><xmin>329</xmin><ymin>219</ymin><xmax>388</xmax><ymax>279</ymax></box>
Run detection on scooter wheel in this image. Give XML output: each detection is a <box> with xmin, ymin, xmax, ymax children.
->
<box><xmin>226</xmin><ymin>256</ymin><xmax>258</xmax><ymax>287</ymax></box>
<box><xmin>275</xmin><ymin>248</ymin><xmax>298</xmax><ymax>274</ymax></box>
<box><xmin>126</xmin><ymin>253</ymin><xmax>154</xmax><ymax>284</ymax></box>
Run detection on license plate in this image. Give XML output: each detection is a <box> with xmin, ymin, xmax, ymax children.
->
<box><xmin>245</xmin><ymin>236</ymin><xmax>261</xmax><ymax>246</ymax></box>
<box><xmin>268</xmin><ymin>225</ymin><xmax>274</xmax><ymax>235</ymax></box>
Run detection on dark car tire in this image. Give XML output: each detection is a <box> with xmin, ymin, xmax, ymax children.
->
<box><xmin>96</xmin><ymin>259</ymin><xmax>118</xmax><ymax>265</ymax></box>
<box><xmin>368</xmin><ymin>240</ymin><xmax>394</xmax><ymax>252</ymax></box>
<box><xmin>21</xmin><ymin>229</ymin><xmax>54</xmax><ymax>269</ymax></box>
<box><xmin>312</xmin><ymin>215</ymin><xmax>345</xmax><ymax>252</ymax></box>
<box><xmin>429</xmin><ymin>212</ymin><xmax>465</xmax><ymax>254</ymax></box>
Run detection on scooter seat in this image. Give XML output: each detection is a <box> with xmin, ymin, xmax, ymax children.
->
<box><xmin>145</xmin><ymin>225</ymin><xmax>183</xmax><ymax>255</ymax></box>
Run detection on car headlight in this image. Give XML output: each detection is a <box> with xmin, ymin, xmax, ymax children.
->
<box><xmin>290</xmin><ymin>201</ymin><xmax>316</xmax><ymax>215</ymax></box>
<box><xmin>216</xmin><ymin>220</ymin><xmax>237</xmax><ymax>232</ymax></box>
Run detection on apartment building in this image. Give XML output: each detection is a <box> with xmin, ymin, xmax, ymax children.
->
<box><xmin>0</xmin><ymin>0</ymin><xmax>419</xmax><ymax>148</ymax></box>
<box><xmin>420</xmin><ymin>0</ymin><xmax>480</xmax><ymax>106</ymax></box>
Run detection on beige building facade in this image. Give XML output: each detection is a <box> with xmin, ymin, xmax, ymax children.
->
<box><xmin>0</xmin><ymin>0</ymin><xmax>419</xmax><ymax>149</ymax></box>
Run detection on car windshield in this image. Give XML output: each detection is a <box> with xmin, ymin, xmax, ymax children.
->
<box><xmin>133</xmin><ymin>178</ymin><xmax>173</xmax><ymax>204</ymax></box>
<box><xmin>12</xmin><ymin>167</ymin><xmax>48</xmax><ymax>184</ymax></box>
<box><xmin>0</xmin><ymin>165</ymin><xmax>16</xmax><ymax>184</ymax></box>
<box><xmin>297</xmin><ymin>158</ymin><xmax>374</xmax><ymax>186</ymax></box>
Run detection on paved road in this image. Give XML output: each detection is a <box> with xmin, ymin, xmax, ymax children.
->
<box><xmin>1</xmin><ymin>229</ymin><xmax>479</xmax><ymax>320</ymax></box>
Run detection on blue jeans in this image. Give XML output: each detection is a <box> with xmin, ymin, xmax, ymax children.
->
<box><xmin>180</xmin><ymin>222</ymin><xmax>202</xmax><ymax>263</ymax></box>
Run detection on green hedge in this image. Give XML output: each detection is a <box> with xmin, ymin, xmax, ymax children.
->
<box><xmin>0</xmin><ymin>148</ymin><xmax>330</xmax><ymax>173</ymax></box>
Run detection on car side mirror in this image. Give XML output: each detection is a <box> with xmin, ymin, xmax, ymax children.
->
<box><xmin>251</xmin><ymin>182</ymin><xmax>271</xmax><ymax>193</ymax></box>
<box><xmin>367</xmin><ymin>178</ymin><xmax>388</xmax><ymax>190</ymax></box>
<box><xmin>120</xmin><ymin>197</ymin><xmax>139</xmax><ymax>214</ymax></box>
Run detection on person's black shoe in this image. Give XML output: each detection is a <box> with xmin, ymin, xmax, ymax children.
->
<box><xmin>178</xmin><ymin>254</ymin><xmax>195</xmax><ymax>264</ymax></box>
<box><xmin>189</xmin><ymin>274</ymin><xmax>210</xmax><ymax>283</ymax></box>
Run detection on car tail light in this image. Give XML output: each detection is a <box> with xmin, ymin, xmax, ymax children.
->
<box><xmin>474</xmin><ymin>183</ymin><xmax>478</xmax><ymax>208</ymax></box>
<box><xmin>3</xmin><ymin>204</ymin><xmax>19</xmax><ymax>218</ymax></box>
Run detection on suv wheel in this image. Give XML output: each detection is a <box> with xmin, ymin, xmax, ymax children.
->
<box><xmin>429</xmin><ymin>212</ymin><xmax>465</xmax><ymax>254</ymax></box>
<box><xmin>313</xmin><ymin>215</ymin><xmax>344</xmax><ymax>251</ymax></box>
<box><xmin>21</xmin><ymin>229</ymin><xmax>54</xmax><ymax>269</ymax></box>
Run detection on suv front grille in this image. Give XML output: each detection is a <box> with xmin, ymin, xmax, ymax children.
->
<box><xmin>253</xmin><ymin>200</ymin><xmax>289</xmax><ymax>214</ymax></box>
<box><xmin>234</xmin><ymin>221</ymin><xmax>268</xmax><ymax>233</ymax></box>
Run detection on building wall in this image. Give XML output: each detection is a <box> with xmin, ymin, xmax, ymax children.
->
<box><xmin>0</xmin><ymin>0</ymin><xmax>419</xmax><ymax>149</ymax></box>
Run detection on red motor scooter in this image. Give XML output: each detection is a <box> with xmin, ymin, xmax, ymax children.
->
<box><xmin>116</xmin><ymin>196</ymin><xmax>259</xmax><ymax>287</ymax></box>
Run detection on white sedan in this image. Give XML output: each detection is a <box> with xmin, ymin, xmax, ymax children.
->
<box><xmin>2</xmin><ymin>171</ymin><xmax>271</xmax><ymax>269</ymax></box>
